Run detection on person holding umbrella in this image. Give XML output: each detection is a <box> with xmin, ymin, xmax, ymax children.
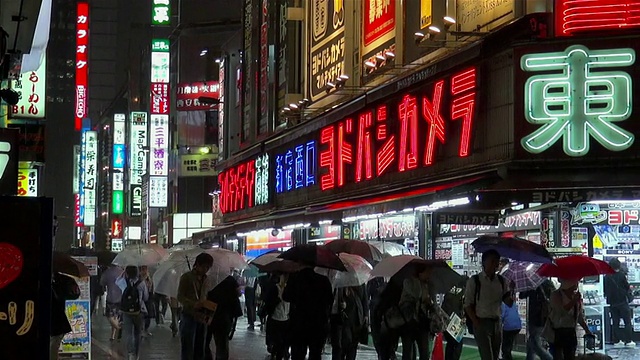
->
<box><xmin>546</xmin><ymin>278</ymin><xmax>593</xmax><ymax>360</ymax></box>
<box><xmin>397</xmin><ymin>264</ymin><xmax>436</xmax><ymax>360</ymax></box>
<box><xmin>464</xmin><ymin>250</ymin><xmax>514</xmax><ymax>360</ymax></box>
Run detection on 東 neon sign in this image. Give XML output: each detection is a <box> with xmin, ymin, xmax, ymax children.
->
<box><xmin>521</xmin><ymin>45</ymin><xmax>636</xmax><ymax>156</ymax></box>
<box><xmin>319</xmin><ymin>67</ymin><xmax>477</xmax><ymax>191</ymax></box>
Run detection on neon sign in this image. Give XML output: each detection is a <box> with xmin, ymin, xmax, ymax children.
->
<box><xmin>556</xmin><ymin>0</ymin><xmax>640</xmax><ymax>37</ymax></box>
<box><xmin>255</xmin><ymin>154</ymin><xmax>269</xmax><ymax>206</ymax></box>
<box><xmin>521</xmin><ymin>45</ymin><xmax>635</xmax><ymax>156</ymax></box>
<box><xmin>75</xmin><ymin>2</ymin><xmax>89</xmax><ymax>131</ymax></box>
<box><xmin>275</xmin><ymin>141</ymin><xmax>316</xmax><ymax>193</ymax></box>
<box><xmin>218</xmin><ymin>159</ymin><xmax>256</xmax><ymax>214</ymax></box>
<box><xmin>318</xmin><ymin>67</ymin><xmax>477</xmax><ymax>191</ymax></box>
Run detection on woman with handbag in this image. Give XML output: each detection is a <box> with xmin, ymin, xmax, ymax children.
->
<box><xmin>545</xmin><ymin>278</ymin><xmax>593</xmax><ymax>360</ymax></box>
<box><xmin>398</xmin><ymin>264</ymin><xmax>435</xmax><ymax>360</ymax></box>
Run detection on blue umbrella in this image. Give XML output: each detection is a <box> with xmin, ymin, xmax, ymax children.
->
<box><xmin>472</xmin><ymin>235</ymin><xmax>553</xmax><ymax>264</ymax></box>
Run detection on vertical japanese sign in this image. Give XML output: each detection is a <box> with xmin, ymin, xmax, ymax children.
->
<box><xmin>112</xmin><ymin>114</ymin><xmax>125</xmax><ymax>215</ymax></box>
<box><xmin>17</xmin><ymin>169</ymin><xmax>38</xmax><ymax>196</ymax></box>
<box><xmin>129</xmin><ymin>112</ymin><xmax>147</xmax><ymax>218</ymax></box>
<box><xmin>259</xmin><ymin>0</ymin><xmax>269</xmax><ymax>134</ymax></box>
<box><xmin>149</xmin><ymin>176</ymin><xmax>168</xmax><ymax>207</ymax></box>
<box><xmin>151</xmin><ymin>39</ymin><xmax>170</xmax><ymax>83</ymax></box>
<box><xmin>309</xmin><ymin>0</ymin><xmax>346</xmax><ymax>101</ymax></box>
<box><xmin>152</xmin><ymin>0</ymin><xmax>171</xmax><ymax>25</ymax></box>
<box><xmin>362</xmin><ymin>0</ymin><xmax>396</xmax><ymax>79</ymax></box>
<box><xmin>82</xmin><ymin>130</ymin><xmax>97</xmax><ymax>226</ymax></box>
<box><xmin>242</xmin><ymin>0</ymin><xmax>254</xmax><ymax>141</ymax></box>
<box><xmin>218</xmin><ymin>60</ymin><xmax>225</xmax><ymax>159</ymax></box>
<box><xmin>10</xmin><ymin>57</ymin><xmax>46</xmax><ymax>119</ymax></box>
<box><xmin>75</xmin><ymin>2</ymin><xmax>89</xmax><ymax>131</ymax></box>
<box><xmin>149</xmin><ymin>115</ymin><xmax>168</xmax><ymax>176</ymax></box>
<box><xmin>420</xmin><ymin>0</ymin><xmax>432</xmax><ymax>29</ymax></box>
<box><xmin>77</xmin><ymin>133</ymin><xmax>87</xmax><ymax>226</ymax></box>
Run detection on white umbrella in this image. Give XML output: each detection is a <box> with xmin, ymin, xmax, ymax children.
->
<box><xmin>112</xmin><ymin>243</ymin><xmax>169</xmax><ymax>267</ymax></box>
<box><xmin>369</xmin><ymin>241</ymin><xmax>412</xmax><ymax>256</ymax></box>
<box><xmin>317</xmin><ymin>253</ymin><xmax>373</xmax><ymax>288</ymax></box>
<box><xmin>207</xmin><ymin>248</ymin><xmax>248</xmax><ymax>289</ymax></box>
<box><xmin>370</xmin><ymin>255</ymin><xmax>422</xmax><ymax>278</ymax></box>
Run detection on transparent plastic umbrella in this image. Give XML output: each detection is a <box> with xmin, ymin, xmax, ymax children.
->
<box><xmin>112</xmin><ymin>243</ymin><xmax>169</xmax><ymax>267</ymax></box>
<box><xmin>316</xmin><ymin>253</ymin><xmax>373</xmax><ymax>288</ymax></box>
<box><xmin>369</xmin><ymin>241</ymin><xmax>412</xmax><ymax>257</ymax></box>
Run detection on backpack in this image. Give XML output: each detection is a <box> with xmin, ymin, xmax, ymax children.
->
<box><xmin>441</xmin><ymin>284</ymin><xmax>465</xmax><ymax>317</ymax></box>
<box><xmin>465</xmin><ymin>274</ymin><xmax>505</xmax><ymax>335</ymax></box>
<box><xmin>120</xmin><ymin>279</ymin><xmax>142</xmax><ymax>314</ymax></box>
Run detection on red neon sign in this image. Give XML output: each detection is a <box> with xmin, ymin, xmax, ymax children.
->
<box><xmin>74</xmin><ymin>193</ymin><xmax>83</xmax><ymax>226</ymax></box>
<box><xmin>151</xmin><ymin>83</ymin><xmax>169</xmax><ymax>114</ymax></box>
<box><xmin>556</xmin><ymin>0</ymin><xmax>640</xmax><ymax>37</ymax></box>
<box><xmin>218</xmin><ymin>159</ymin><xmax>256</xmax><ymax>214</ymax></box>
<box><xmin>111</xmin><ymin>219</ymin><xmax>123</xmax><ymax>238</ymax></box>
<box><xmin>319</xmin><ymin>67</ymin><xmax>478</xmax><ymax>191</ymax></box>
<box><xmin>75</xmin><ymin>2</ymin><xmax>89</xmax><ymax>131</ymax></box>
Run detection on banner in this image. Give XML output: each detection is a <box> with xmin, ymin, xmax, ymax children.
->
<box><xmin>309</xmin><ymin>0</ymin><xmax>346</xmax><ymax>101</ymax></box>
<box><xmin>17</xmin><ymin>169</ymin><xmax>37</xmax><ymax>197</ymax></box>
<box><xmin>179</xmin><ymin>154</ymin><xmax>218</xmax><ymax>177</ymax></box>
<box><xmin>10</xmin><ymin>57</ymin><xmax>46</xmax><ymax>119</ymax></box>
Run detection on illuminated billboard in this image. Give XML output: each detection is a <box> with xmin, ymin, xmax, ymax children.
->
<box><xmin>75</xmin><ymin>2</ymin><xmax>89</xmax><ymax>131</ymax></box>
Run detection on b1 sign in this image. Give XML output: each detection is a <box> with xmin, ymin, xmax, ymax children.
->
<box><xmin>11</xmin><ymin>57</ymin><xmax>46</xmax><ymax>119</ymax></box>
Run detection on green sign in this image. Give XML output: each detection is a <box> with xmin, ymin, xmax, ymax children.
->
<box><xmin>112</xmin><ymin>191</ymin><xmax>124</xmax><ymax>214</ymax></box>
<box><xmin>152</xmin><ymin>0</ymin><xmax>171</xmax><ymax>26</ymax></box>
<box><xmin>521</xmin><ymin>45</ymin><xmax>636</xmax><ymax>157</ymax></box>
<box><xmin>151</xmin><ymin>39</ymin><xmax>170</xmax><ymax>52</ymax></box>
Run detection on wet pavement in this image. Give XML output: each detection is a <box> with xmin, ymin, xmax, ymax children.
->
<box><xmin>90</xmin><ymin>313</ymin><xmax>381</xmax><ymax>360</ymax></box>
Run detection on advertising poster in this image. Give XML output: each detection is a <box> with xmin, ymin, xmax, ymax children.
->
<box><xmin>455</xmin><ymin>0</ymin><xmax>514</xmax><ymax>32</ymax></box>
<box><xmin>60</xmin><ymin>300</ymin><xmax>91</xmax><ymax>354</ymax></box>
<box><xmin>362</xmin><ymin>0</ymin><xmax>396</xmax><ymax>79</ymax></box>
<box><xmin>0</xmin><ymin>197</ymin><xmax>54</xmax><ymax>359</ymax></box>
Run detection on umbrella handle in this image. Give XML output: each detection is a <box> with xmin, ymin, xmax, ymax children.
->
<box><xmin>186</xmin><ymin>256</ymin><xmax>191</xmax><ymax>271</ymax></box>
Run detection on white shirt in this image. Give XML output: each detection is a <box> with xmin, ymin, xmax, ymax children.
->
<box><xmin>271</xmin><ymin>283</ymin><xmax>290</xmax><ymax>322</ymax></box>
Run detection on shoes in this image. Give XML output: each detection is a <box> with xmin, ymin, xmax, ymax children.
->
<box><xmin>615</xmin><ymin>341</ymin><xmax>625</xmax><ymax>347</ymax></box>
<box><xmin>142</xmin><ymin>331</ymin><xmax>152</xmax><ymax>337</ymax></box>
<box><xmin>247</xmin><ymin>325</ymin><xmax>255</xmax><ymax>330</ymax></box>
<box><xmin>626</xmin><ymin>341</ymin><xmax>636</xmax><ymax>348</ymax></box>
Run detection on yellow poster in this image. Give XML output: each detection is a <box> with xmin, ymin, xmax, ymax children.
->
<box><xmin>420</xmin><ymin>0</ymin><xmax>432</xmax><ymax>29</ymax></box>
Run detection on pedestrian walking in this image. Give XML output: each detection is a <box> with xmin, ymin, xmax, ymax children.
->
<box><xmin>604</xmin><ymin>258</ymin><xmax>635</xmax><ymax>348</ymax></box>
<box><xmin>205</xmin><ymin>274</ymin><xmax>243</xmax><ymax>360</ymax></box>
<box><xmin>243</xmin><ymin>271</ymin><xmax>257</xmax><ymax>330</ymax></box>
<box><xmin>520</xmin><ymin>280</ymin><xmax>554</xmax><ymax>360</ymax></box>
<box><xmin>464</xmin><ymin>250</ymin><xmax>514</xmax><ymax>360</ymax></box>
<box><xmin>283</xmin><ymin>265</ymin><xmax>334</xmax><ymax>360</ymax></box>
<box><xmin>169</xmin><ymin>296</ymin><xmax>181</xmax><ymax>337</ymax></box>
<box><xmin>398</xmin><ymin>264</ymin><xmax>435</xmax><ymax>360</ymax></box>
<box><xmin>372</xmin><ymin>280</ymin><xmax>402</xmax><ymax>360</ymax></box>
<box><xmin>545</xmin><ymin>278</ymin><xmax>593</xmax><ymax>360</ymax></box>
<box><xmin>177</xmin><ymin>253</ymin><xmax>214</xmax><ymax>360</ymax></box>
<box><xmin>139</xmin><ymin>265</ymin><xmax>155</xmax><ymax>337</ymax></box>
<box><xmin>441</xmin><ymin>275</ymin><xmax>468</xmax><ymax>360</ymax></box>
<box><xmin>500</xmin><ymin>281</ymin><xmax>521</xmax><ymax>360</ymax></box>
<box><xmin>101</xmin><ymin>264</ymin><xmax>124</xmax><ymax>340</ymax></box>
<box><xmin>116</xmin><ymin>266</ymin><xmax>149</xmax><ymax>360</ymax></box>
<box><xmin>262</xmin><ymin>273</ymin><xmax>291</xmax><ymax>360</ymax></box>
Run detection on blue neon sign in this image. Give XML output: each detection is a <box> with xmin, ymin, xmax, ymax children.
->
<box><xmin>275</xmin><ymin>140</ymin><xmax>316</xmax><ymax>193</ymax></box>
<box><xmin>113</xmin><ymin>144</ymin><xmax>126</xmax><ymax>169</ymax></box>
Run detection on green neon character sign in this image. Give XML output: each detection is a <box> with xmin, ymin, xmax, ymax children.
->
<box><xmin>521</xmin><ymin>45</ymin><xmax>636</xmax><ymax>156</ymax></box>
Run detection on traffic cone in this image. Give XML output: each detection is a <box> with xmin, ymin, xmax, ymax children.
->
<box><xmin>432</xmin><ymin>332</ymin><xmax>444</xmax><ymax>360</ymax></box>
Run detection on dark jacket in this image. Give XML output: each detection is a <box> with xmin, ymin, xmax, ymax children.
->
<box><xmin>283</xmin><ymin>267</ymin><xmax>333</xmax><ymax>330</ymax></box>
<box><xmin>520</xmin><ymin>281</ymin><xmax>552</xmax><ymax>327</ymax></box>
<box><xmin>604</xmin><ymin>271</ymin><xmax>630</xmax><ymax>307</ymax></box>
<box><xmin>207</xmin><ymin>276</ymin><xmax>243</xmax><ymax>331</ymax></box>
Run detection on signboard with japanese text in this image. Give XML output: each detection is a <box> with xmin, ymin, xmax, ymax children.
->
<box><xmin>17</xmin><ymin>169</ymin><xmax>37</xmax><ymax>197</ymax></box>
<box><xmin>309</xmin><ymin>0</ymin><xmax>346</xmax><ymax>102</ymax></box>
<box><xmin>151</xmin><ymin>52</ymin><xmax>170</xmax><ymax>83</ymax></box>
<box><xmin>60</xmin><ymin>299</ymin><xmax>91</xmax><ymax>354</ymax></box>
<box><xmin>149</xmin><ymin>176</ymin><xmax>168</xmax><ymax>207</ymax></box>
<box><xmin>259</xmin><ymin>0</ymin><xmax>269</xmax><ymax>132</ymax></box>
<box><xmin>149</xmin><ymin>115</ymin><xmax>169</xmax><ymax>176</ymax></box>
<box><xmin>0</xmin><ymin>197</ymin><xmax>54</xmax><ymax>359</ymax></box>
<box><xmin>455</xmin><ymin>0</ymin><xmax>514</xmax><ymax>32</ymax></box>
<box><xmin>255</xmin><ymin>154</ymin><xmax>270</xmax><ymax>206</ymax></box>
<box><xmin>112</xmin><ymin>113</ymin><xmax>126</xmax><ymax>216</ymax></box>
<box><xmin>73</xmin><ymin>145</ymin><xmax>80</xmax><ymax>193</ymax></box>
<box><xmin>218</xmin><ymin>60</ymin><xmax>225</xmax><ymax>158</ymax></box>
<box><xmin>152</xmin><ymin>0</ymin><xmax>171</xmax><ymax>26</ymax></box>
<box><xmin>420</xmin><ymin>0</ymin><xmax>432</xmax><ymax>29</ymax></box>
<box><xmin>10</xmin><ymin>57</ymin><xmax>46</xmax><ymax>119</ymax></box>
<box><xmin>176</xmin><ymin>82</ymin><xmax>219</xmax><ymax>111</ymax></box>
<box><xmin>75</xmin><ymin>2</ymin><xmax>89</xmax><ymax>131</ymax></box>
<box><xmin>218</xmin><ymin>158</ymin><xmax>258</xmax><ymax>214</ymax></box>
<box><xmin>111</xmin><ymin>219</ymin><xmax>123</xmax><ymax>239</ymax></box>
<box><xmin>275</xmin><ymin>140</ymin><xmax>316</xmax><ymax>194</ymax></box>
<box><xmin>514</xmin><ymin>39</ymin><xmax>640</xmax><ymax>160</ymax></box>
<box><xmin>362</xmin><ymin>0</ymin><xmax>396</xmax><ymax>79</ymax></box>
<box><xmin>151</xmin><ymin>83</ymin><xmax>169</xmax><ymax>114</ymax></box>
<box><xmin>129</xmin><ymin>112</ymin><xmax>148</xmax><ymax>186</ymax></box>
<box><xmin>179</xmin><ymin>154</ymin><xmax>218</xmax><ymax>177</ymax></box>
<box><xmin>82</xmin><ymin>130</ymin><xmax>97</xmax><ymax>227</ymax></box>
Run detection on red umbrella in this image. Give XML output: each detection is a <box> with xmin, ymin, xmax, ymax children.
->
<box><xmin>537</xmin><ymin>256</ymin><xmax>615</xmax><ymax>279</ymax></box>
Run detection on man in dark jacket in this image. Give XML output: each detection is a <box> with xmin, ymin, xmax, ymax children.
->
<box><xmin>283</xmin><ymin>266</ymin><xmax>333</xmax><ymax>360</ymax></box>
<box><xmin>604</xmin><ymin>258</ymin><xmax>635</xmax><ymax>347</ymax></box>
<box><xmin>205</xmin><ymin>275</ymin><xmax>243</xmax><ymax>360</ymax></box>
<box><xmin>519</xmin><ymin>280</ymin><xmax>553</xmax><ymax>360</ymax></box>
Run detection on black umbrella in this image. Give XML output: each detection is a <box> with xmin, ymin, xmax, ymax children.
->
<box><xmin>278</xmin><ymin>244</ymin><xmax>346</xmax><ymax>271</ymax></box>
<box><xmin>471</xmin><ymin>235</ymin><xmax>553</xmax><ymax>264</ymax></box>
<box><xmin>325</xmin><ymin>239</ymin><xmax>384</xmax><ymax>264</ymax></box>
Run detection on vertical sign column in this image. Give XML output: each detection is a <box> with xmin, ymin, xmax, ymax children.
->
<box><xmin>129</xmin><ymin>112</ymin><xmax>148</xmax><ymax>219</ymax></box>
<box><xmin>82</xmin><ymin>131</ymin><xmax>98</xmax><ymax>226</ymax></box>
<box><xmin>75</xmin><ymin>2</ymin><xmax>89</xmax><ymax>131</ymax></box>
<box><xmin>111</xmin><ymin>114</ymin><xmax>126</xmax><ymax>251</ymax></box>
<box><xmin>149</xmin><ymin>39</ymin><xmax>170</xmax><ymax>209</ymax></box>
